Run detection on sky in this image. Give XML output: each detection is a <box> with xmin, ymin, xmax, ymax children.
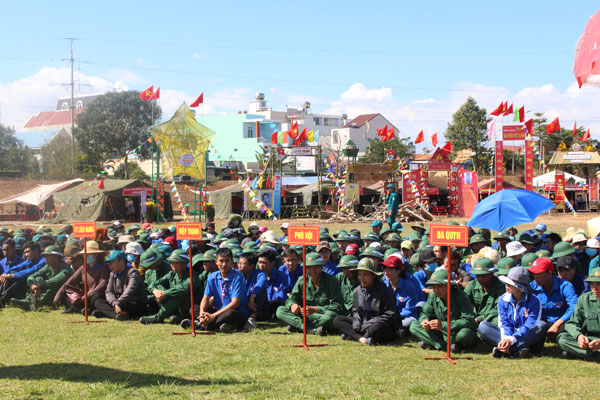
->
<box><xmin>1</xmin><ymin>1</ymin><xmax>600</xmax><ymax>149</ymax></box>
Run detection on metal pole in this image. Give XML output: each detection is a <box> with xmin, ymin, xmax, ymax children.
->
<box><xmin>69</xmin><ymin>38</ymin><xmax>75</xmax><ymax>176</ymax></box>
<box><xmin>189</xmin><ymin>243</ymin><xmax>196</xmax><ymax>337</ymax></box>
<box><xmin>83</xmin><ymin>238</ymin><xmax>88</xmax><ymax>324</ymax></box>
<box><xmin>302</xmin><ymin>245</ymin><xmax>307</xmax><ymax>349</ymax></box>
<box><xmin>446</xmin><ymin>245</ymin><xmax>451</xmax><ymax>359</ymax></box>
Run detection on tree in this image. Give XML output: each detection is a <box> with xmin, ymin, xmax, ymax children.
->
<box><xmin>40</xmin><ymin>134</ymin><xmax>74</xmax><ymax>179</ymax></box>
<box><xmin>358</xmin><ymin>137</ymin><xmax>414</xmax><ymax>163</ymax></box>
<box><xmin>113</xmin><ymin>161</ymin><xmax>150</xmax><ymax>180</ymax></box>
<box><xmin>74</xmin><ymin>91</ymin><xmax>161</xmax><ymax>178</ymax></box>
<box><xmin>0</xmin><ymin>123</ymin><xmax>39</xmax><ymax>177</ymax></box>
<box><xmin>444</xmin><ymin>97</ymin><xmax>490</xmax><ymax>172</ymax></box>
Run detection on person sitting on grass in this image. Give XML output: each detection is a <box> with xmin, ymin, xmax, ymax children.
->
<box><xmin>237</xmin><ymin>252</ymin><xmax>266</xmax><ymax>332</ymax></box>
<box><xmin>464</xmin><ymin>257</ymin><xmax>505</xmax><ymax>328</ymax></box>
<box><xmin>279</xmin><ymin>248</ymin><xmax>303</xmax><ymax>291</ymax></box>
<box><xmin>139</xmin><ymin>248</ymin><xmax>171</xmax><ymax>285</ymax></box>
<box><xmin>336</xmin><ymin>254</ymin><xmax>360</xmax><ymax>316</ymax></box>
<box><xmin>0</xmin><ymin>239</ymin><xmax>24</xmax><ymax>275</ymax></box>
<box><xmin>10</xmin><ymin>245</ymin><xmax>71</xmax><ymax>311</ymax></box>
<box><xmin>557</xmin><ymin>267</ymin><xmax>600</xmax><ymax>361</ymax></box>
<box><xmin>190</xmin><ymin>247</ymin><xmax>249</xmax><ymax>333</ymax></box>
<box><xmin>409</xmin><ymin>269</ymin><xmax>478</xmax><ymax>353</ymax></box>
<box><xmin>93</xmin><ymin>250</ymin><xmax>147</xmax><ymax>321</ymax></box>
<box><xmin>333</xmin><ymin>258</ymin><xmax>400</xmax><ymax>345</ymax></box>
<box><xmin>479</xmin><ymin>267</ymin><xmax>548</xmax><ymax>358</ymax></box>
<box><xmin>140</xmin><ymin>249</ymin><xmax>199</xmax><ymax>325</ymax></box>
<box><xmin>528</xmin><ymin>257</ymin><xmax>578</xmax><ymax>343</ymax></box>
<box><xmin>0</xmin><ymin>241</ymin><xmax>46</xmax><ymax>306</ymax></box>
<box><xmin>276</xmin><ymin>252</ymin><xmax>345</xmax><ymax>336</ymax></box>
<box><xmin>256</xmin><ymin>249</ymin><xmax>289</xmax><ymax>322</ymax></box>
<box><xmin>381</xmin><ymin>255</ymin><xmax>422</xmax><ymax>337</ymax></box>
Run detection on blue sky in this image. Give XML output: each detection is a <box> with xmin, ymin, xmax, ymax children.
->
<box><xmin>2</xmin><ymin>1</ymin><xmax>600</xmax><ymax>144</ymax></box>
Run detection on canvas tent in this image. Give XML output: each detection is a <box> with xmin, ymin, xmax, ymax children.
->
<box><xmin>206</xmin><ymin>182</ymin><xmax>244</xmax><ymax>219</ymax></box>
<box><xmin>533</xmin><ymin>171</ymin><xmax>586</xmax><ymax>187</ymax></box>
<box><xmin>49</xmin><ymin>179</ymin><xmax>165</xmax><ymax>223</ymax></box>
<box><xmin>0</xmin><ymin>179</ymin><xmax>83</xmax><ymax>208</ymax></box>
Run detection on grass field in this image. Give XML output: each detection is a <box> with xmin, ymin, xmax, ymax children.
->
<box><xmin>1</xmin><ymin>214</ymin><xmax>598</xmax><ymax>399</ymax></box>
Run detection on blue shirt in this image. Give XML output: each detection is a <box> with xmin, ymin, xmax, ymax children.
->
<box><xmin>279</xmin><ymin>264</ymin><xmax>303</xmax><ymax>292</ymax></box>
<box><xmin>264</xmin><ymin>267</ymin><xmax>290</xmax><ymax>303</ymax></box>
<box><xmin>530</xmin><ymin>276</ymin><xmax>579</xmax><ymax>323</ymax></box>
<box><xmin>413</xmin><ymin>269</ymin><xmax>429</xmax><ymax>290</ymax></box>
<box><xmin>0</xmin><ymin>254</ymin><xmax>25</xmax><ymax>275</ymax></box>
<box><xmin>243</xmin><ymin>269</ymin><xmax>267</xmax><ymax>297</ymax></box>
<box><xmin>205</xmin><ymin>268</ymin><xmax>249</xmax><ymax>318</ymax></box>
<box><xmin>323</xmin><ymin>260</ymin><xmax>340</xmax><ymax>276</ymax></box>
<box><xmin>383</xmin><ymin>277</ymin><xmax>421</xmax><ymax>319</ymax></box>
<box><xmin>498</xmin><ymin>292</ymin><xmax>542</xmax><ymax>344</ymax></box>
<box><xmin>6</xmin><ymin>256</ymin><xmax>46</xmax><ymax>279</ymax></box>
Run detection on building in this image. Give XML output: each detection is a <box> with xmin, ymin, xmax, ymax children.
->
<box><xmin>21</xmin><ymin>93</ymin><xmax>103</xmax><ymax>133</ymax></box>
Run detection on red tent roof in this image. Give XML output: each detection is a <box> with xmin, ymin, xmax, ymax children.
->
<box><xmin>23</xmin><ymin>109</ymin><xmax>85</xmax><ymax>129</ymax></box>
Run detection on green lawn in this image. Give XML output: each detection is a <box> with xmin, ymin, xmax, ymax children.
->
<box><xmin>0</xmin><ymin>307</ymin><xmax>597</xmax><ymax>399</ymax></box>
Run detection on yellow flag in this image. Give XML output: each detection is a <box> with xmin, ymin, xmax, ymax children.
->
<box><xmin>308</xmin><ymin>130</ymin><xmax>314</xmax><ymax>142</ymax></box>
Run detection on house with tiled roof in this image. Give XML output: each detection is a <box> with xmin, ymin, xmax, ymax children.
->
<box><xmin>22</xmin><ymin>93</ymin><xmax>103</xmax><ymax>132</ymax></box>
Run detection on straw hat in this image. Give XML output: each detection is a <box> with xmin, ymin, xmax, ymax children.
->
<box><xmin>77</xmin><ymin>240</ymin><xmax>108</xmax><ymax>255</ymax></box>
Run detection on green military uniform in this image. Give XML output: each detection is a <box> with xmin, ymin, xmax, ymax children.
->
<box><xmin>464</xmin><ymin>258</ymin><xmax>505</xmax><ymax>325</ymax></box>
<box><xmin>140</xmin><ymin>248</ymin><xmax>172</xmax><ymax>289</ymax></box>
<box><xmin>409</xmin><ymin>270</ymin><xmax>478</xmax><ymax>350</ymax></box>
<box><xmin>557</xmin><ymin>268</ymin><xmax>600</xmax><ymax>361</ymax></box>
<box><xmin>276</xmin><ymin>252</ymin><xmax>345</xmax><ymax>331</ymax></box>
<box><xmin>336</xmin><ymin>272</ymin><xmax>359</xmax><ymax>316</ymax></box>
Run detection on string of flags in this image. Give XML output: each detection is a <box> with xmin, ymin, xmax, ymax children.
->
<box><xmin>564</xmin><ymin>199</ymin><xmax>577</xmax><ymax>217</ymax></box>
<box><xmin>161</xmin><ymin>155</ymin><xmax>189</xmax><ymax>221</ymax></box>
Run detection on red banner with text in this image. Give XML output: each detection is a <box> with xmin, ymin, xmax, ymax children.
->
<box><xmin>525</xmin><ymin>139</ymin><xmax>534</xmax><ymax>191</ymax></box>
<box><xmin>555</xmin><ymin>171</ymin><xmax>566</xmax><ymax>202</ymax></box>
<box><xmin>590</xmin><ymin>177</ymin><xmax>599</xmax><ymax>202</ymax></box>
<box><xmin>495</xmin><ymin>141</ymin><xmax>504</xmax><ymax>192</ymax></box>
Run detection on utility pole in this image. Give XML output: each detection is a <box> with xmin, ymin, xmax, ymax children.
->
<box><xmin>68</xmin><ymin>38</ymin><xmax>76</xmax><ymax>176</ymax></box>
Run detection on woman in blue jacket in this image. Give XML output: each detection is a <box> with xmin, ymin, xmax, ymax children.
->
<box><xmin>478</xmin><ymin>267</ymin><xmax>549</xmax><ymax>358</ymax></box>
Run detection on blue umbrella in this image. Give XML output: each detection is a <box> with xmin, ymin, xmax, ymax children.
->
<box><xmin>468</xmin><ymin>189</ymin><xmax>555</xmax><ymax>231</ymax></box>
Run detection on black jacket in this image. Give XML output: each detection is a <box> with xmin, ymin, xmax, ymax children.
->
<box><xmin>352</xmin><ymin>279</ymin><xmax>400</xmax><ymax>331</ymax></box>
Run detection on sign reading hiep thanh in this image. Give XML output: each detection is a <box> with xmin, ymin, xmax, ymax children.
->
<box><xmin>288</xmin><ymin>226</ymin><xmax>320</xmax><ymax>246</ymax></box>
<box><xmin>429</xmin><ymin>224</ymin><xmax>469</xmax><ymax>247</ymax></box>
<box><xmin>176</xmin><ymin>222</ymin><xmax>203</xmax><ymax>241</ymax></box>
<box><xmin>73</xmin><ymin>222</ymin><xmax>96</xmax><ymax>239</ymax></box>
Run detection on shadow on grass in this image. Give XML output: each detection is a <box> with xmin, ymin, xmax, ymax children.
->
<box><xmin>0</xmin><ymin>363</ymin><xmax>242</xmax><ymax>387</ymax></box>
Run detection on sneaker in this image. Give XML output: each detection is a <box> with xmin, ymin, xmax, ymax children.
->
<box><xmin>341</xmin><ymin>333</ymin><xmax>348</xmax><ymax>341</ymax></box>
<box><xmin>418</xmin><ymin>341</ymin><xmax>431</xmax><ymax>350</ymax></box>
<box><xmin>451</xmin><ymin>344</ymin><xmax>463</xmax><ymax>354</ymax></box>
<box><xmin>316</xmin><ymin>326</ymin><xmax>326</xmax><ymax>336</ymax></box>
<box><xmin>492</xmin><ymin>347</ymin><xmax>503</xmax><ymax>358</ymax></box>
<box><xmin>365</xmin><ymin>337</ymin><xmax>375</xmax><ymax>346</ymax></box>
<box><xmin>180</xmin><ymin>319</ymin><xmax>192</xmax><ymax>329</ymax></box>
<box><xmin>243</xmin><ymin>317</ymin><xmax>257</xmax><ymax>332</ymax></box>
<box><xmin>396</xmin><ymin>328</ymin><xmax>408</xmax><ymax>338</ymax></box>
<box><xmin>115</xmin><ymin>313</ymin><xmax>128</xmax><ymax>321</ymax></box>
<box><xmin>80</xmin><ymin>308</ymin><xmax>90</xmax><ymax>316</ymax></box>
<box><xmin>29</xmin><ymin>295</ymin><xmax>37</xmax><ymax>311</ymax></box>
<box><xmin>518</xmin><ymin>348</ymin><xmax>530</xmax><ymax>359</ymax></box>
<box><xmin>561</xmin><ymin>350</ymin><xmax>573</xmax><ymax>359</ymax></box>
<box><xmin>92</xmin><ymin>310</ymin><xmax>104</xmax><ymax>318</ymax></box>
<box><xmin>10</xmin><ymin>298</ymin><xmax>30</xmax><ymax>310</ymax></box>
<box><xmin>219</xmin><ymin>323</ymin><xmax>236</xmax><ymax>333</ymax></box>
<box><xmin>169</xmin><ymin>315</ymin><xmax>183</xmax><ymax>325</ymax></box>
<box><xmin>287</xmin><ymin>325</ymin><xmax>297</xmax><ymax>333</ymax></box>
<box><xmin>139</xmin><ymin>315</ymin><xmax>161</xmax><ymax>325</ymax></box>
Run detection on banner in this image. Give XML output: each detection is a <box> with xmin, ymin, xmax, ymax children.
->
<box><xmin>290</xmin><ymin>147</ymin><xmax>312</xmax><ymax>156</ymax></box>
<box><xmin>123</xmin><ymin>187</ymin><xmax>153</xmax><ymax>196</ymax></box>
<box><xmin>495</xmin><ymin>141</ymin><xmax>504</xmax><ymax>192</ymax></box>
<box><xmin>502</xmin><ymin>125</ymin><xmax>526</xmax><ymax>141</ymax></box>
<box><xmin>141</xmin><ymin>191</ymin><xmax>147</xmax><ymax>214</ymax></box>
<box><xmin>525</xmin><ymin>139</ymin><xmax>534</xmax><ymax>191</ymax></box>
<box><xmin>590</xmin><ymin>177</ymin><xmax>598</xmax><ymax>202</ymax></box>
<box><xmin>555</xmin><ymin>170</ymin><xmax>566</xmax><ymax>202</ymax></box>
<box><xmin>273</xmin><ymin>174</ymin><xmax>282</xmax><ymax>216</ymax></box>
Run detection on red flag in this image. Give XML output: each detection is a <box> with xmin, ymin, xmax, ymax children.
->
<box><xmin>546</xmin><ymin>118</ymin><xmax>560</xmax><ymax>135</ymax></box>
<box><xmin>139</xmin><ymin>85</ymin><xmax>154</xmax><ymax>101</ymax></box>
<box><xmin>573</xmin><ymin>121</ymin><xmax>577</xmax><ymax>137</ymax></box>
<box><xmin>581</xmin><ymin>128</ymin><xmax>590</xmax><ymax>141</ymax></box>
<box><xmin>97</xmin><ymin>177</ymin><xmax>105</xmax><ymax>190</ymax></box>
<box><xmin>271</xmin><ymin>131</ymin><xmax>278</xmax><ymax>145</ymax></box>
<box><xmin>524</xmin><ymin>119</ymin><xmax>533</xmax><ymax>136</ymax></box>
<box><xmin>501</xmin><ymin>101</ymin><xmax>508</xmax><ymax>115</ymax></box>
<box><xmin>295</xmin><ymin>127</ymin><xmax>307</xmax><ymax>146</ymax></box>
<box><xmin>276</xmin><ymin>148</ymin><xmax>285</xmax><ymax>155</ymax></box>
<box><xmin>382</xmin><ymin>126</ymin><xmax>395</xmax><ymax>142</ymax></box>
<box><xmin>377</xmin><ymin>124</ymin><xmax>388</xmax><ymax>138</ymax></box>
<box><xmin>432</xmin><ymin>133</ymin><xmax>438</xmax><ymax>147</ymax></box>
<box><xmin>504</xmin><ymin>103</ymin><xmax>513</xmax><ymax>116</ymax></box>
<box><xmin>152</xmin><ymin>87</ymin><xmax>160</xmax><ymax>100</ymax></box>
<box><xmin>190</xmin><ymin>93</ymin><xmax>204</xmax><ymax>107</ymax></box>
<box><xmin>415</xmin><ymin>130</ymin><xmax>424</xmax><ymax>144</ymax></box>
<box><xmin>518</xmin><ymin>105</ymin><xmax>525</xmax><ymax>123</ymax></box>
<box><xmin>490</xmin><ymin>102</ymin><xmax>504</xmax><ymax>116</ymax></box>
<box><xmin>441</xmin><ymin>141</ymin><xmax>453</xmax><ymax>155</ymax></box>
<box><xmin>329</xmin><ymin>152</ymin><xmax>335</xmax><ymax>164</ymax></box>
<box><xmin>287</xmin><ymin>122</ymin><xmax>299</xmax><ymax>140</ymax></box>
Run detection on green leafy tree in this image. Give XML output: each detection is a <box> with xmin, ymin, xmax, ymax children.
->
<box><xmin>113</xmin><ymin>161</ymin><xmax>150</xmax><ymax>180</ymax></box>
<box><xmin>74</xmin><ymin>91</ymin><xmax>161</xmax><ymax>178</ymax></box>
<box><xmin>358</xmin><ymin>137</ymin><xmax>414</xmax><ymax>163</ymax></box>
<box><xmin>0</xmin><ymin>123</ymin><xmax>39</xmax><ymax>177</ymax></box>
<box><xmin>444</xmin><ymin>97</ymin><xmax>490</xmax><ymax>172</ymax></box>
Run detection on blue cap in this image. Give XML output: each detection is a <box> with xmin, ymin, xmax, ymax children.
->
<box><xmin>386</xmin><ymin>183</ymin><xmax>396</xmax><ymax>189</ymax></box>
<box><xmin>391</xmin><ymin>222</ymin><xmax>404</xmax><ymax>231</ymax></box>
<box><xmin>106</xmin><ymin>250</ymin><xmax>127</xmax><ymax>262</ymax></box>
<box><xmin>535</xmin><ymin>223</ymin><xmax>547</xmax><ymax>232</ymax></box>
<box><xmin>369</xmin><ymin>220</ymin><xmax>383</xmax><ymax>228</ymax></box>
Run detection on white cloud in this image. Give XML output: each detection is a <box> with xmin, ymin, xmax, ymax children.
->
<box><xmin>0</xmin><ymin>67</ymin><xmax>127</xmax><ymax>129</ymax></box>
<box><xmin>192</xmin><ymin>52</ymin><xmax>206</xmax><ymax>60</ymax></box>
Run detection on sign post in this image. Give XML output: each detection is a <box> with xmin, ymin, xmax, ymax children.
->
<box><xmin>72</xmin><ymin>222</ymin><xmax>101</xmax><ymax>324</ymax></box>
<box><xmin>426</xmin><ymin>224</ymin><xmax>472</xmax><ymax>365</ymax></box>
<box><xmin>172</xmin><ymin>222</ymin><xmax>214</xmax><ymax>336</ymax></box>
<box><xmin>287</xmin><ymin>226</ymin><xmax>326</xmax><ymax>350</ymax></box>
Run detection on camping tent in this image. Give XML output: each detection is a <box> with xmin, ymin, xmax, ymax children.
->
<box><xmin>206</xmin><ymin>182</ymin><xmax>244</xmax><ymax>218</ymax></box>
<box><xmin>0</xmin><ymin>178</ymin><xmax>83</xmax><ymax>208</ymax></box>
<box><xmin>533</xmin><ymin>171</ymin><xmax>586</xmax><ymax>187</ymax></box>
<box><xmin>49</xmin><ymin>179</ymin><xmax>164</xmax><ymax>223</ymax></box>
